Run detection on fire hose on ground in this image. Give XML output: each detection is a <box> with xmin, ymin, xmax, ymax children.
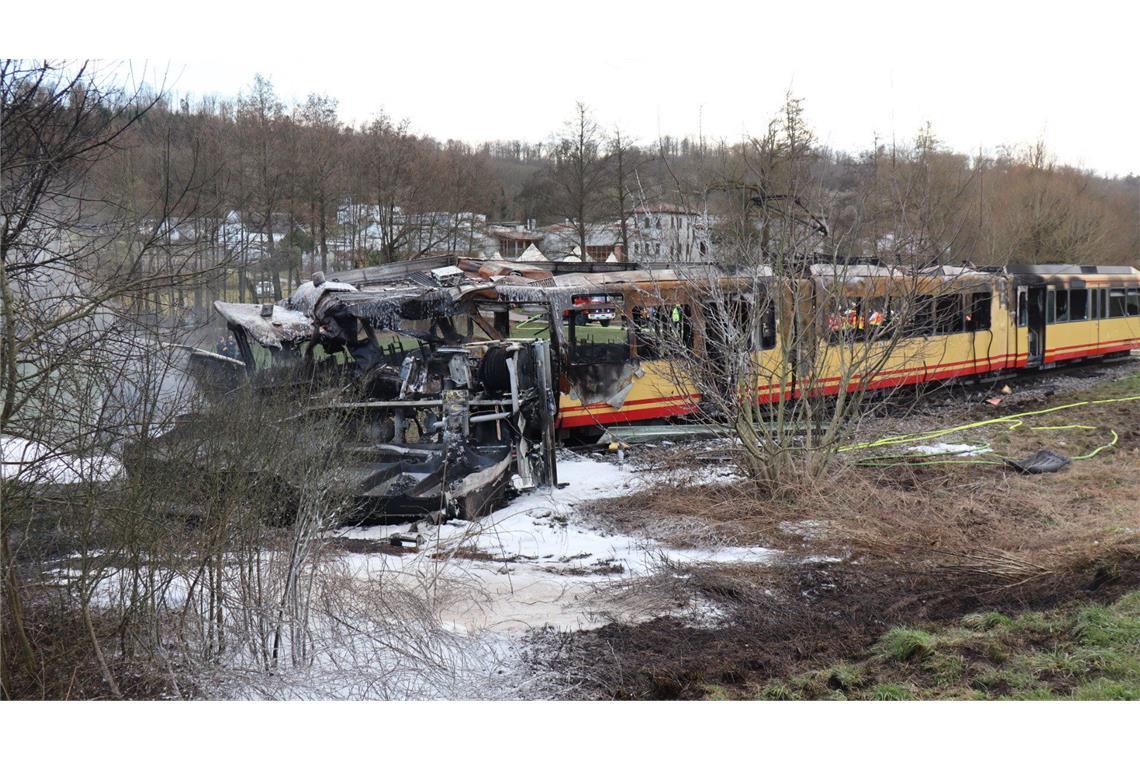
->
<box><xmin>840</xmin><ymin>394</ymin><xmax>1140</xmax><ymax>471</ymax></box>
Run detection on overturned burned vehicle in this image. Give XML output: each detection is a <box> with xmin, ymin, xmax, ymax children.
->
<box><xmin>144</xmin><ymin>259</ymin><xmax>579</xmax><ymax>524</ymax></box>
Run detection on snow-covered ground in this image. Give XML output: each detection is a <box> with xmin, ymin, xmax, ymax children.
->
<box><xmin>328</xmin><ymin>454</ymin><xmax>778</xmax><ymax>634</ymax></box>
<box><xmin>1</xmin><ymin>436</ymin><xmax>122</xmax><ymax>483</ymax></box>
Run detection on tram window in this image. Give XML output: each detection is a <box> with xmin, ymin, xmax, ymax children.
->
<box><xmin>1055</xmin><ymin>289</ymin><xmax>1070</xmax><ymax>323</ymax></box>
<box><xmin>633</xmin><ymin>304</ymin><xmax>692</xmax><ymax>359</ymax></box>
<box><xmin>632</xmin><ymin>306</ymin><xmax>660</xmax><ymax>360</ymax></box>
<box><xmin>247</xmin><ymin>341</ymin><xmax>276</xmax><ymax>371</ymax></box>
<box><xmin>905</xmin><ymin>295</ymin><xmax>935</xmax><ymax>338</ymax></box>
<box><xmin>1102</xmin><ymin>288</ymin><xmax>1110</xmax><ymax>319</ymax></box>
<box><xmin>702</xmin><ymin>296</ymin><xmax>754</xmax><ymax>355</ymax></box>
<box><xmin>1069</xmin><ymin>289</ymin><xmax>1089</xmax><ymax>321</ymax></box>
<box><xmin>567</xmin><ymin>294</ymin><xmax>631</xmax><ymax>364</ymax></box>
<box><xmin>1017</xmin><ymin>291</ymin><xmax>1028</xmax><ymax>327</ymax></box>
<box><xmin>826</xmin><ymin>298</ymin><xmax>862</xmax><ymax>341</ymax></box>
<box><xmin>1046</xmin><ymin>290</ymin><xmax>1056</xmax><ymax>324</ymax></box>
<box><xmin>511</xmin><ymin>307</ymin><xmax>562</xmax><ymax>341</ymax></box>
<box><xmin>676</xmin><ymin>304</ymin><xmax>694</xmax><ymax>348</ymax></box>
<box><xmin>1089</xmin><ymin>289</ymin><xmax>1098</xmax><ymax>319</ymax></box>
<box><xmin>730</xmin><ymin>297</ymin><xmax>753</xmax><ymax>349</ymax></box>
<box><xmin>1128</xmin><ymin>289</ymin><xmax>1140</xmax><ymax>317</ymax></box>
<box><xmin>933</xmin><ymin>295</ymin><xmax>964</xmax><ymax>335</ymax></box>
<box><xmin>826</xmin><ymin>296</ymin><xmax>899</xmax><ymax>343</ymax></box>
<box><xmin>759</xmin><ymin>302</ymin><xmax>777</xmax><ymax>350</ymax></box>
<box><xmin>1108</xmin><ymin>289</ymin><xmax>1126</xmax><ymax>318</ymax></box>
<box><xmin>1107</xmin><ymin>289</ymin><xmax>1126</xmax><ymax>318</ymax></box>
<box><xmin>968</xmin><ymin>292</ymin><xmax>992</xmax><ymax>331</ymax></box>
<box><xmin>372</xmin><ymin>328</ymin><xmax>425</xmax><ymax>356</ymax></box>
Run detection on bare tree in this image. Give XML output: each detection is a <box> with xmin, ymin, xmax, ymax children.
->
<box><xmin>297</xmin><ymin>94</ymin><xmax>342</xmax><ymax>274</ymax></box>
<box><xmin>363</xmin><ymin>113</ymin><xmax>419</xmax><ymax>264</ymax></box>
<box><xmin>547</xmin><ymin>102</ymin><xmax>611</xmax><ymax>259</ymax></box>
<box><xmin>0</xmin><ymin>59</ymin><xmax>215</xmax><ymax>697</ymax></box>
<box><xmin>650</xmin><ymin>97</ymin><xmax>982</xmax><ymax>490</ymax></box>
<box><xmin>984</xmin><ymin>140</ymin><xmax>1115</xmax><ymax>265</ymax></box>
<box><xmin>609</xmin><ymin>127</ymin><xmax>642</xmax><ymax>258</ymax></box>
<box><xmin>235</xmin><ymin>75</ymin><xmax>288</xmax><ymax>299</ymax></box>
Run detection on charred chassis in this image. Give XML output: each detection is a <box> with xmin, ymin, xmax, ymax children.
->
<box><xmin>151</xmin><ymin>260</ymin><xmax>570</xmax><ymax>524</ymax></box>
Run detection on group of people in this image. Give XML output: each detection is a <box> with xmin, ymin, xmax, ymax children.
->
<box><xmin>827</xmin><ymin>302</ymin><xmax>891</xmax><ymax>335</ymax></box>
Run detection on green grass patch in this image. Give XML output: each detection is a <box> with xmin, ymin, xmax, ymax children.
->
<box><xmin>825</xmin><ymin>663</ymin><xmax>867</xmax><ymax>692</ymax></box>
<box><xmin>1098</xmin><ymin>372</ymin><xmax>1140</xmax><ymax>398</ymax></box>
<box><xmin>875</xmin><ymin>627</ymin><xmax>937</xmax><ymax>662</ymax></box>
<box><xmin>749</xmin><ymin>591</ymin><xmax>1140</xmax><ymax>700</ymax></box>
<box><xmin>703</xmin><ymin>684</ymin><xmax>732</xmax><ymax>700</ymax></box>
<box><xmin>869</xmin><ymin>682</ymin><xmax>914</xmax><ymax>700</ymax></box>
<box><xmin>1073</xmin><ymin>599</ymin><xmax>1140</xmax><ymax>650</ymax></box>
<box><xmin>962</xmin><ymin>611</ymin><xmax>1013</xmax><ymax>631</ymax></box>
<box><xmin>757</xmin><ymin>682</ymin><xmax>797</xmax><ymax>700</ymax></box>
<box><xmin>922</xmin><ymin>652</ymin><xmax>967</xmax><ymax>686</ymax></box>
<box><xmin>1072</xmin><ymin>678</ymin><xmax>1140</xmax><ymax>700</ymax></box>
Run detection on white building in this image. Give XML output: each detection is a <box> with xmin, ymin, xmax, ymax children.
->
<box><xmin>625</xmin><ymin>203</ymin><xmax>712</xmax><ymax>263</ymax></box>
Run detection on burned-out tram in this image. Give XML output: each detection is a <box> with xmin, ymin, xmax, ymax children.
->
<box><xmin>463</xmin><ymin>261</ymin><xmax>1140</xmax><ymax>432</ymax></box>
<box><xmin>171</xmin><ymin>257</ymin><xmax>1140</xmax><ymax>522</ymax></box>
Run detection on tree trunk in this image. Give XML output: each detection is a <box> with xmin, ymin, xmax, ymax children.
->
<box><xmin>1</xmin><ymin>525</ymin><xmax>39</xmax><ymax>695</ymax></box>
<box><xmin>317</xmin><ymin>197</ymin><xmax>329</xmax><ymax>274</ymax></box>
<box><xmin>81</xmin><ymin>597</ymin><xmax>122</xmax><ymax>698</ymax></box>
<box><xmin>266</xmin><ymin>207</ymin><xmax>283</xmax><ymax>301</ymax></box>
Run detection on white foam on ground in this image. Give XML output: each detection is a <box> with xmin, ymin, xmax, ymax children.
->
<box><xmin>70</xmin><ymin>452</ymin><xmax>781</xmax><ymax>698</ymax></box>
<box><xmin>330</xmin><ymin>456</ymin><xmax>777</xmax><ymax>633</ymax></box>
<box><xmin>908</xmin><ymin>442</ymin><xmax>992</xmax><ymax>457</ymax></box>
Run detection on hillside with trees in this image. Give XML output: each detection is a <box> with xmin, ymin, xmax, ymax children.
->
<box><xmin>99</xmin><ymin>77</ymin><xmax>1138</xmax><ymax>282</ymax></box>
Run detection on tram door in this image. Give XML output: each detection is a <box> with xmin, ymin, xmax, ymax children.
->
<box><xmin>1021</xmin><ymin>285</ymin><xmax>1047</xmax><ymax>367</ymax></box>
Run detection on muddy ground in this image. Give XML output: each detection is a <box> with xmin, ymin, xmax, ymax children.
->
<box><xmin>524</xmin><ymin>357</ymin><xmax>1140</xmax><ymax>699</ymax></box>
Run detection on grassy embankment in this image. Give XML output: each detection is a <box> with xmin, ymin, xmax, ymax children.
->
<box><xmin>744</xmin><ymin>591</ymin><xmax>1140</xmax><ymax>700</ymax></box>
<box><xmin>753</xmin><ymin>370</ymin><xmax>1140</xmax><ymax>700</ymax></box>
<box><xmin>566</xmin><ymin>368</ymin><xmax>1140</xmax><ymax>700</ymax></box>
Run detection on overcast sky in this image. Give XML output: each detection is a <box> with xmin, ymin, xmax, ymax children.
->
<box><xmin>12</xmin><ymin>0</ymin><xmax>1139</xmax><ymax>176</ymax></box>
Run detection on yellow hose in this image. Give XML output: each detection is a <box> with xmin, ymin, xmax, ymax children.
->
<box><xmin>843</xmin><ymin>393</ymin><xmax>1139</xmax><ymax>467</ymax></box>
<box><xmin>840</xmin><ymin>394</ymin><xmax>1140</xmax><ymax>453</ymax></box>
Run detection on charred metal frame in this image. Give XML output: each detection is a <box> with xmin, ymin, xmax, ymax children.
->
<box><xmin>166</xmin><ymin>262</ymin><xmax>566</xmax><ymax>523</ymax></box>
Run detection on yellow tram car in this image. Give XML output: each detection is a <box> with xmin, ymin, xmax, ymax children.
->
<box><xmin>546</xmin><ymin>264</ymin><xmax>1140</xmax><ymax>430</ymax></box>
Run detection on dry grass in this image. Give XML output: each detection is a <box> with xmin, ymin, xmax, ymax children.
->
<box><xmin>549</xmin><ymin>371</ymin><xmax>1140</xmax><ymax>698</ymax></box>
<box><xmin>587</xmin><ymin>371</ymin><xmax>1140</xmax><ymax>587</ymax></box>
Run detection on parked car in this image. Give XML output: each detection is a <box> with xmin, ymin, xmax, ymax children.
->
<box><xmin>569</xmin><ymin>294</ymin><xmax>618</xmax><ymax>326</ymax></box>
